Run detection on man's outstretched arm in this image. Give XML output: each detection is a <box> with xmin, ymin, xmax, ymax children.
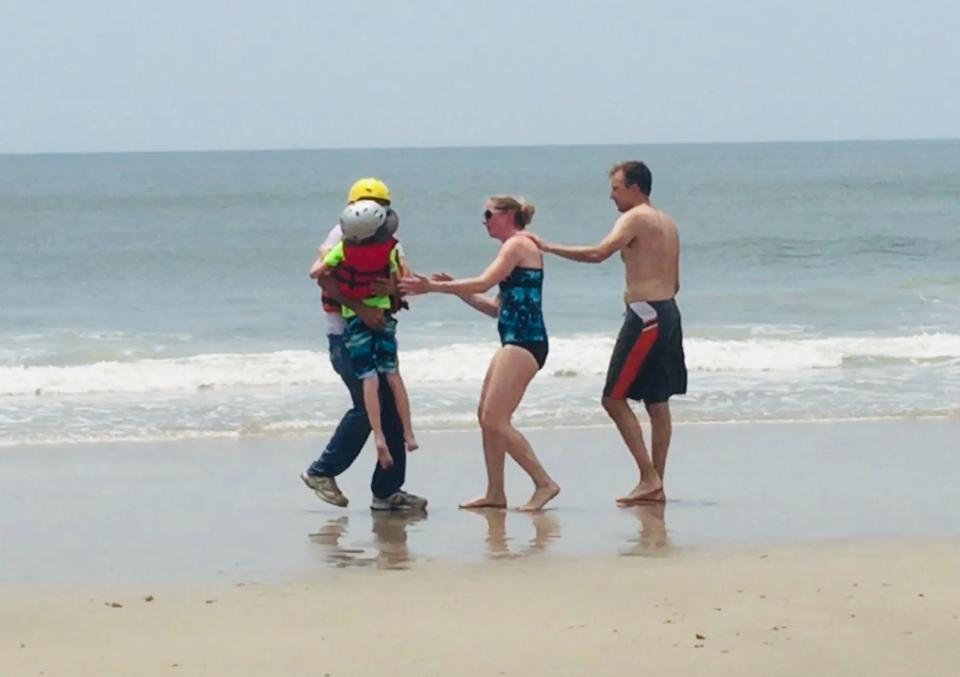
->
<box><xmin>527</xmin><ymin>214</ymin><xmax>634</xmax><ymax>263</ymax></box>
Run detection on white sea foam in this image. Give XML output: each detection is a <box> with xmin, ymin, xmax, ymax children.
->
<box><xmin>3</xmin><ymin>333</ymin><xmax>959</xmax><ymax>397</ymax></box>
<box><xmin>687</xmin><ymin>333</ymin><xmax>960</xmax><ymax>371</ymax></box>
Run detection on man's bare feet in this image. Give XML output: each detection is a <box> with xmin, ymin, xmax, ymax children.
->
<box><xmin>615</xmin><ymin>479</ymin><xmax>664</xmax><ymax>505</ymax></box>
<box><xmin>374</xmin><ymin>433</ymin><xmax>393</xmax><ymax>469</ymax></box>
<box><xmin>405</xmin><ymin>435</ymin><xmax>419</xmax><ymax>452</ymax></box>
<box><xmin>517</xmin><ymin>482</ymin><xmax>560</xmax><ymax>512</ymax></box>
<box><xmin>459</xmin><ymin>494</ymin><xmax>507</xmax><ymax>509</ymax></box>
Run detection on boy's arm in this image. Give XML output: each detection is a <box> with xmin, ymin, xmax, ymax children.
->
<box><xmin>309</xmin><ymin>259</ymin><xmax>331</xmax><ymax>279</ymax></box>
<box><xmin>397</xmin><ymin>252</ymin><xmax>411</xmax><ymax>279</ymax></box>
<box><xmin>316</xmin><ymin>275</ymin><xmax>387</xmax><ymax>331</ymax></box>
<box><xmin>311</xmin><ymin>224</ymin><xmax>342</xmax><ymax>277</ymax></box>
<box><xmin>382</xmin><ymin>246</ymin><xmax>409</xmax><ymax>311</ymax></box>
<box><xmin>388</xmin><ymin>269</ymin><xmax>409</xmax><ymax>312</ymax></box>
<box><xmin>310</xmin><ymin>240</ymin><xmax>344</xmax><ymax>278</ymax></box>
<box><xmin>312</xmin><ymin>241</ymin><xmax>385</xmax><ymax>330</ymax></box>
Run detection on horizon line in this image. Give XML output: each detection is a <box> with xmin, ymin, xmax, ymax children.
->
<box><xmin>1</xmin><ymin>135</ymin><xmax>958</xmax><ymax>158</ymax></box>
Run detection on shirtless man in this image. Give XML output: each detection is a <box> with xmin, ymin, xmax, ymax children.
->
<box><xmin>527</xmin><ymin>161</ymin><xmax>687</xmax><ymax>503</ymax></box>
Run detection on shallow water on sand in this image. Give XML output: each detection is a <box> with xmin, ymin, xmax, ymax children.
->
<box><xmin>2</xmin><ymin>420</ymin><xmax>959</xmax><ymax>585</ymax></box>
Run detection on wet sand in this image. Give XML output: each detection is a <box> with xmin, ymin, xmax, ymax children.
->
<box><xmin>3</xmin><ymin>541</ymin><xmax>959</xmax><ymax>676</ymax></box>
<box><xmin>2</xmin><ymin>418</ymin><xmax>959</xmax><ymax>585</ymax></box>
<box><xmin>2</xmin><ymin>419</ymin><xmax>960</xmax><ymax>674</ymax></box>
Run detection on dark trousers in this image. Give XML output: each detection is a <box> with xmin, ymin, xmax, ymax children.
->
<box><xmin>307</xmin><ymin>334</ymin><xmax>406</xmax><ymax>499</ymax></box>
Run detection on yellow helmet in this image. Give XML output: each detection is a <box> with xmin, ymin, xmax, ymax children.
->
<box><xmin>347</xmin><ymin>177</ymin><xmax>391</xmax><ymax>204</ymax></box>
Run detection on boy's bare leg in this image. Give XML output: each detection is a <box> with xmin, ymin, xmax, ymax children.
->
<box><xmin>384</xmin><ymin>372</ymin><xmax>417</xmax><ymax>451</ymax></box>
<box><xmin>362</xmin><ymin>376</ymin><xmax>392</xmax><ymax>469</ymax></box>
<box><xmin>602</xmin><ymin>396</ymin><xmax>663</xmax><ymax>503</ymax></box>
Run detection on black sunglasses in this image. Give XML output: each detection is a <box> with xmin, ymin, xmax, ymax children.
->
<box><xmin>483</xmin><ymin>209</ymin><xmax>498</xmax><ymax>221</ymax></box>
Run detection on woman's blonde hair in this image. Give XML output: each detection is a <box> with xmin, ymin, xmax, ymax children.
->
<box><xmin>489</xmin><ymin>195</ymin><xmax>535</xmax><ymax>228</ymax></box>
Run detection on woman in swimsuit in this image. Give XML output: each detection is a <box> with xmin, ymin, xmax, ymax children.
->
<box><xmin>401</xmin><ymin>196</ymin><xmax>560</xmax><ymax>511</ymax></box>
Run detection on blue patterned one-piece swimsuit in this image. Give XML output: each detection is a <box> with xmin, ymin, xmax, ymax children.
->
<box><xmin>497</xmin><ymin>266</ymin><xmax>549</xmax><ymax>369</ymax></box>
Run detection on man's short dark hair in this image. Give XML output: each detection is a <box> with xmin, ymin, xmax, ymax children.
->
<box><xmin>609</xmin><ymin>161</ymin><xmax>652</xmax><ymax>196</ymax></box>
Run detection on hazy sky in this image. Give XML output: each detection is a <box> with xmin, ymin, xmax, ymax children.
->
<box><xmin>2</xmin><ymin>0</ymin><xmax>958</xmax><ymax>153</ymax></box>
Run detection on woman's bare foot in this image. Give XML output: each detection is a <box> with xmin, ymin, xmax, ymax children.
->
<box><xmin>615</xmin><ymin>479</ymin><xmax>664</xmax><ymax>505</ymax></box>
<box><xmin>617</xmin><ymin>488</ymin><xmax>666</xmax><ymax>505</ymax></box>
<box><xmin>374</xmin><ymin>433</ymin><xmax>393</xmax><ymax>469</ymax></box>
<box><xmin>517</xmin><ymin>482</ymin><xmax>560</xmax><ymax>512</ymax></box>
<box><xmin>459</xmin><ymin>494</ymin><xmax>507</xmax><ymax>509</ymax></box>
<box><xmin>405</xmin><ymin>435</ymin><xmax>419</xmax><ymax>452</ymax></box>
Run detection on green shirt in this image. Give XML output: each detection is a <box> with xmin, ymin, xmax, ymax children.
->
<box><xmin>324</xmin><ymin>241</ymin><xmax>400</xmax><ymax>318</ymax></box>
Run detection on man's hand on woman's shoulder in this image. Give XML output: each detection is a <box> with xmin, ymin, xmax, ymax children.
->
<box><xmin>517</xmin><ymin>231</ymin><xmax>546</xmax><ymax>251</ymax></box>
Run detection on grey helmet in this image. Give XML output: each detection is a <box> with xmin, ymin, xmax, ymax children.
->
<box><xmin>383</xmin><ymin>207</ymin><xmax>399</xmax><ymax>236</ymax></box>
<box><xmin>340</xmin><ymin>200</ymin><xmax>387</xmax><ymax>242</ymax></box>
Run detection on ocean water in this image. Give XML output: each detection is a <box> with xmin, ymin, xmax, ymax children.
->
<box><xmin>2</xmin><ymin>141</ymin><xmax>959</xmax><ymax>446</ymax></box>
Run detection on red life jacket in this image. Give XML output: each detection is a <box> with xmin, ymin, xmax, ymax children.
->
<box><xmin>333</xmin><ymin>237</ymin><xmax>397</xmax><ymax>300</ymax></box>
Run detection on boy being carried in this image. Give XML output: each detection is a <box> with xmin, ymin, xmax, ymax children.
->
<box><xmin>310</xmin><ymin>199</ymin><xmax>417</xmax><ymax>467</ymax></box>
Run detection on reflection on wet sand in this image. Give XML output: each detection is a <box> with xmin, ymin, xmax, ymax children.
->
<box><xmin>470</xmin><ymin>509</ymin><xmax>561</xmax><ymax>560</ymax></box>
<box><xmin>308</xmin><ymin>512</ymin><xmax>427</xmax><ymax>570</ymax></box>
<box><xmin>621</xmin><ymin>503</ymin><xmax>671</xmax><ymax>556</ymax></box>
<box><xmin>308</xmin><ymin>504</ymin><xmax>669</xmax><ymax>569</ymax></box>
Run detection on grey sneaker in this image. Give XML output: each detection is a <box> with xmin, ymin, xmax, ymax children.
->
<box><xmin>370</xmin><ymin>490</ymin><xmax>428</xmax><ymax>512</ymax></box>
<box><xmin>301</xmin><ymin>473</ymin><xmax>349</xmax><ymax>508</ymax></box>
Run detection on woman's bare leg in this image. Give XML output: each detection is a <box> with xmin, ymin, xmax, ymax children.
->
<box><xmin>479</xmin><ymin>346</ymin><xmax>559</xmax><ymax>511</ymax></box>
<box><xmin>460</xmin><ymin>357</ymin><xmax>507</xmax><ymax>508</ymax></box>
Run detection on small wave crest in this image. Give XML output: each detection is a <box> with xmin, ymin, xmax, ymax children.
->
<box><xmin>688</xmin><ymin>333</ymin><xmax>960</xmax><ymax>371</ymax></box>
<box><xmin>3</xmin><ymin>333</ymin><xmax>959</xmax><ymax>397</ymax></box>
